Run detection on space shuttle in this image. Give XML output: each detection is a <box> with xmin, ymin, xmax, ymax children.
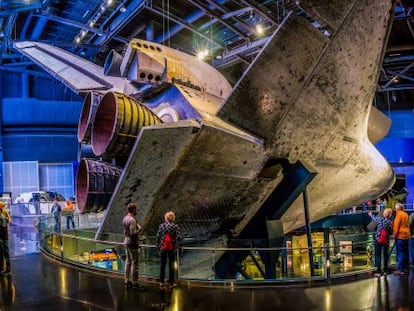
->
<box><xmin>14</xmin><ymin>0</ymin><xmax>395</xmax><ymax>257</ymax></box>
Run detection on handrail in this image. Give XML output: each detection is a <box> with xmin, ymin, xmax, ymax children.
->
<box><xmin>10</xmin><ymin>200</ymin><xmax>414</xmax><ymax>219</ymax></box>
<box><xmin>36</xmin><ymin>214</ymin><xmax>397</xmax><ymax>286</ymax></box>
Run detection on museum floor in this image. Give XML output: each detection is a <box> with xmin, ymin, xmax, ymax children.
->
<box><xmin>2</xmin><ymin>225</ymin><xmax>414</xmax><ymax>311</ymax></box>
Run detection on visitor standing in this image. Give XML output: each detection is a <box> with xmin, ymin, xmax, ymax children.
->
<box><xmin>156</xmin><ymin>211</ymin><xmax>180</xmax><ymax>290</ymax></box>
<box><xmin>393</xmin><ymin>203</ymin><xmax>410</xmax><ymax>275</ymax></box>
<box><xmin>64</xmin><ymin>199</ymin><xmax>75</xmax><ymax>230</ymax></box>
<box><xmin>0</xmin><ymin>202</ymin><xmax>11</xmax><ymax>274</ymax></box>
<box><xmin>122</xmin><ymin>202</ymin><xmax>144</xmax><ymax>291</ymax></box>
<box><xmin>368</xmin><ymin>208</ymin><xmax>393</xmax><ymax>276</ymax></box>
<box><xmin>50</xmin><ymin>200</ymin><xmax>62</xmax><ymax>232</ymax></box>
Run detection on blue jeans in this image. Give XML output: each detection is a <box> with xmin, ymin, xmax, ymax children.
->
<box><xmin>54</xmin><ymin>216</ymin><xmax>60</xmax><ymax>232</ymax></box>
<box><xmin>395</xmin><ymin>238</ymin><xmax>409</xmax><ymax>272</ymax></box>
<box><xmin>66</xmin><ymin>215</ymin><xmax>75</xmax><ymax>229</ymax></box>
<box><xmin>409</xmin><ymin>237</ymin><xmax>414</xmax><ymax>264</ymax></box>
<box><xmin>374</xmin><ymin>241</ymin><xmax>389</xmax><ymax>273</ymax></box>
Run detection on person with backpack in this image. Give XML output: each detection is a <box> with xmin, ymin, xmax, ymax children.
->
<box><xmin>368</xmin><ymin>208</ymin><xmax>393</xmax><ymax>277</ymax></box>
<box><xmin>156</xmin><ymin>211</ymin><xmax>180</xmax><ymax>290</ymax></box>
<box><xmin>50</xmin><ymin>200</ymin><xmax>62</xmax><ymax>232</ymax></box>
<box><xmin>393</xmin><ymin>203</ymin><xmax>410</xmax><ymax>276</ymax></box>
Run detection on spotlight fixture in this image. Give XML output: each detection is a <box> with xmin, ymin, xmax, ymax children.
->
<box><xmin>197</xmin><ymin>50</ymin><xmax>206</xmax><ymax>60</ymax></box>
<box><xmin>197</xmin><ymin>49</ymin><xmax>210</xmax><ymax>61</ymax></box>
<box><xmin>255</xmin><ymin>24</ymin><xmax>264</xmax><ymax>35</ymax></box>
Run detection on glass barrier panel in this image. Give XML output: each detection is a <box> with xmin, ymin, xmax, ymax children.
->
<box><xmin>138</xmin><ymin>244</ymin><xmax>160</xmax><ymax>278</ymax></box>
<box><xmin>177</xmin><ymin>247</ymin><xmax>318</xmax><ymax>282</ymax></box>
<box><xmin>36</xmin><ymin>225</ymin><xmax>401</xmax><ymax>283</ymax></box>
<box><xmin>58</xmin><ymin>235</ymin><xmax>124</xmax><ymax>273</ymax></box>
<box><xmin>76</xmin><ymin>213</ymin><xmax>105</xmax><ymax>230</ymax></box>
<box><xmin>44</xmin><ymin>232</ymin><xmax>63</xmax><ymax>258</ymax></box>
<box><xmin>178</xmin><ymin>248</ymin><xmax>222</xmax><ymax>281</ymax></box>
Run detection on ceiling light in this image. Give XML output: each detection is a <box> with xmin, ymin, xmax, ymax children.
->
<box><xmin>75</xmin><ymin>37</ymin><xmax>81</xmax><ymax>44</ymax></box>
<box><xmin>80</xmin><ymin>30</ymin><xmax>87</xmax><ymax>38</ymax></box>
<box><xmin>197</xmin><ymin>49</ymin><xmax>210</xmax><ymax>61</ymax></box>
<box><xmin>107</xmin><ymin>0</ymin><xmax>113</xmax><ymax>5</ymax></box>
<box><xmin>256</xmin><ymin>24</ymin><xmax>264</xmax><ymax>35</ymax></box>
<box><xmin>197</xmin><ymin>50</ymin><xmax>207</xmax><ymax>60</ymax></box>
<box><xmin>89</xmin><ymin>20</ymin><xmax>95</xmax><ymax>27</ymax></box>
<box><xmin>120</xmin><ymin>6</ymin><xmax>127</xmax><ymax>13</ymax></box>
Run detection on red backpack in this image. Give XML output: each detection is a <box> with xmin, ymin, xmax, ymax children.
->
<box><xmin>377</xmin><ymin>227</ymin><xmax>388</xmax><ymax>245</ymax></box>
<box><xmin>161</xmin><ymin>233</ymin><xmax>174</xmax><ymax>251</ymax></box>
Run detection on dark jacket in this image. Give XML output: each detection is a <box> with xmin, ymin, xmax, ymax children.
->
<box><xmin>156</xmin><ymin>221</ymin><xmax>180</xmax><ymax>252</ymax></box>
<box><xmin>370</xmin><ymin>214</ymin><xmax>392</xmax><ymax>243</ymax></box>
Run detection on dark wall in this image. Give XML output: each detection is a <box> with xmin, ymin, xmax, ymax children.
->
<box><xmin>0</xmin><ymin>72</ymin><xmax>81</xmax><ymax>102</ymax></box>
<box><xmin>0</xmin><ymin>70</ymin><xmax>83</xmax><ymax>162</ymax></box>
<box><xmin>1</xmin><ymin>97</ymin><xmax>82</xmax><ymax>162</ymax></box>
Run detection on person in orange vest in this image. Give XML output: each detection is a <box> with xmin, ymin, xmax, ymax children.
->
<box><xmin>393</xmin><ymin>203</ymin><xmax>410</xmax><ymax>275</ymax></box>
<box><xmin>64</xmin><ymin>199</ymin><xmax>75</xmax><ymax>230</ymax></box>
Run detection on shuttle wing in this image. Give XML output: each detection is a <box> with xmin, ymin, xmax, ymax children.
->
<box><xmin>13</xmin><ymin>41</ymin><xmax>138</xmax><ymax>95</ymax></box>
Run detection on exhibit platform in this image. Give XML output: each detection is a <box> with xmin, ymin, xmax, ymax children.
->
<box><xmin>3</xmin><ymin>224</ymin><xmax>414</xmax><ymax>310</ymax></box>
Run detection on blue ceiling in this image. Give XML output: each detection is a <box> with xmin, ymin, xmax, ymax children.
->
<box><xmin>1</xmin><ymin>0</ymin><xmax>414</xmax><ymax>109</ymax></box>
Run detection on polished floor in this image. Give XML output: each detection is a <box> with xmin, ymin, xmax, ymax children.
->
<box><xmin>2</xmin><ymin>225</ymin><xmax>414</xmax><ymax>311</ymax></box>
